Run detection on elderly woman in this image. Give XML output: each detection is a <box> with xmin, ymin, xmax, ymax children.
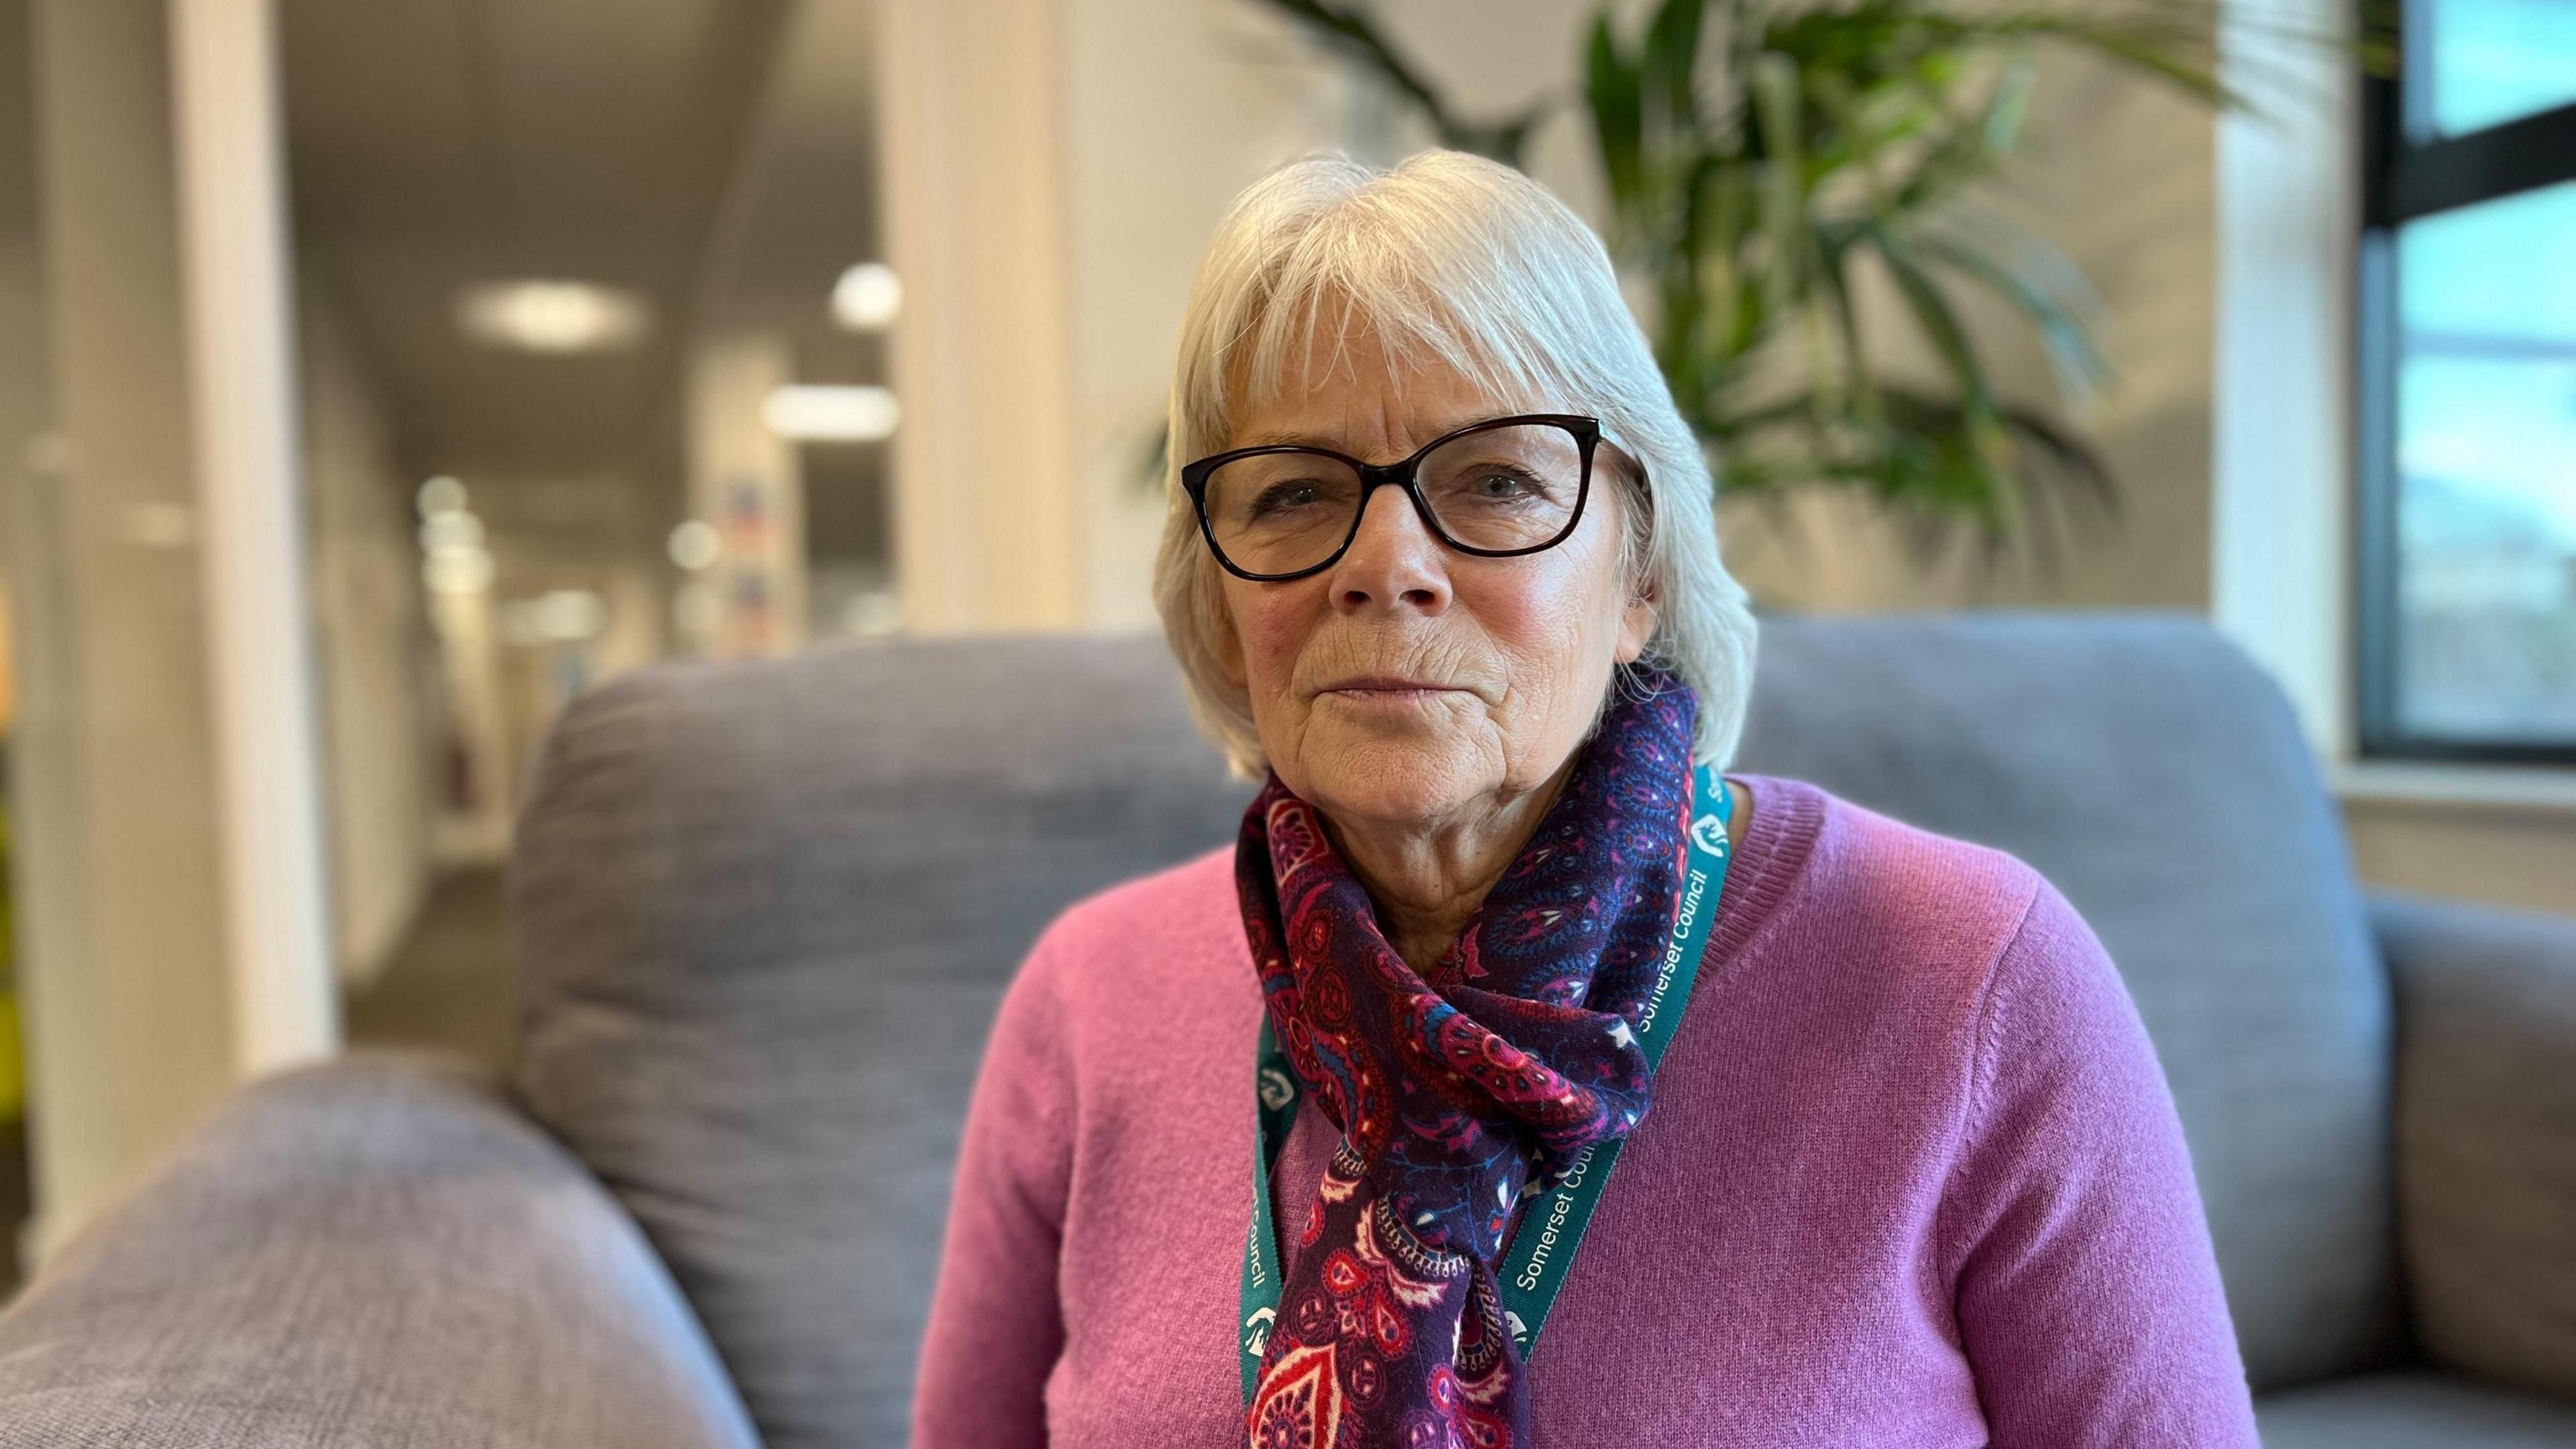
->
<box><xmin>914</xmin><ymin>151</ymin><xmax>2257</xmax><ymax>1449</ymax></box>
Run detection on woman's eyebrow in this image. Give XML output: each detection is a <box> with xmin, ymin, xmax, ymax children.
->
<box><xmin>1230</xmin><ymin>413</ymin><xmax>1521</xmax><ymax>453</ymax></box>
<box><xmin>1230</xmin><ymin>427</ymin><xmax>1342</xmax><ymax>449</ymax></box>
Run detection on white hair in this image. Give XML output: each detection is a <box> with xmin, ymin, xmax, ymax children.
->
<box><xmin>1152</xmin><ymin>149</ymin><xmax>1758</xmax><ymax>775</ymax></box>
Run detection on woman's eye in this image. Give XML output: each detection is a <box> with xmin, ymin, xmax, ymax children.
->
<box><xmin>1249</xmin><ymin>482</ymin><xmax>1326</xmax><ymax>517</ymax></box>
<box><xmin>1459</xmin><ymin>468</ymin><xmax>1544</xmax><ymax>502</ymax></box>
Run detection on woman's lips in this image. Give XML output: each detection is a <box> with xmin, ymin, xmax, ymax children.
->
<box><xmin>1316</xmin><ymin>677</ymin><xmax>1472</xmax><ymax>704</ymax></box>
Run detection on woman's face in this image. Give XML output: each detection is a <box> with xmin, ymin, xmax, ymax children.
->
<box><xmin>1214</xmin><ymin>329</ymin><xmax>1658</xmax><ymax>832</ymax></box>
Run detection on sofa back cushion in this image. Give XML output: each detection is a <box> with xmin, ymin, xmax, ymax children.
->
<box><xmin>510</xmin><ymin>637</ymin><xmax>1251</xmax><ymax>1449</ymax></box>
<box><xmin>509</xmin><ymin>613</ymin><xmax>2404</xmax><ymax>1448</ymax></box>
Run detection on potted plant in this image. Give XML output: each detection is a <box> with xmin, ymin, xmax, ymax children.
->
<box><xmin>1257</xmin><ymin>0</ymin><xmax>2322</xmax><ymax>570</ymax></box>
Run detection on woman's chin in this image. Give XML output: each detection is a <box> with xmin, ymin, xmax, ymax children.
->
<box><xmin>1287</xmin><ymin>733</ymin><xmax>1495</xmax><ymax>830</ymax></box>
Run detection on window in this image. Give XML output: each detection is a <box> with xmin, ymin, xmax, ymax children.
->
<box><xmin>2357</xmin><ymin>0</ymin><xmax>2576</xmax><ymax>763</ymax></box>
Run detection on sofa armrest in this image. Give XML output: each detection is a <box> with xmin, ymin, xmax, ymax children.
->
<box><xmin>2375</xmin><ymin>890</ymin><xmax>2576</xmax><ymax>1401</ymax></box>
<box><xmin>0</xmin><ymin>1052</ymin><xmax>760</xmax><ymax>1449</ymax></box>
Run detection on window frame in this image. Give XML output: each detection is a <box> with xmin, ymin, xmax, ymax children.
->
<box><xmin>2354</xmin><ymin>11</ymin><xmax>2576</xmax><ymax>766</ymax></box>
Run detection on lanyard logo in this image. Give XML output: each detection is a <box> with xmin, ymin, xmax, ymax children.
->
<box><xmin>1688</xmin><ymin>810</ymin><xmax>1727</xmax><ymax>857</ymax></box>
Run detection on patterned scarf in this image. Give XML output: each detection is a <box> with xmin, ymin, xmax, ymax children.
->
<box><xmin>1235</xmin><ymin>671</ymin><xmax>1701</xmax><ymax>1449</ymax></box>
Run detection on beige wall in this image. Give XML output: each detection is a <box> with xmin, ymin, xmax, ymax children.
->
<box><xmin>301</xmin><ymin>278</ymin><xmax>431</xmax><ymax>988</ymax></box>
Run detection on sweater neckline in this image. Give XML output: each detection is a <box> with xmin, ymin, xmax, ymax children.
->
<box><xmin>1707</xmin><ymin>772</ymin><xmax>1827</xmax><ymax>971</ymax></box>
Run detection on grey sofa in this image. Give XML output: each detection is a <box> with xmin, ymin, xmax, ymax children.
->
<box><xmin>0</xmin><ymin>612</ymin><xmax>2570</xmax><ymax>1448</ymax></box>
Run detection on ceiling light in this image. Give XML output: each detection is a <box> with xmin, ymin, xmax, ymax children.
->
<box><xmin>455</xmin><ymin>280</ymin><xmax>651</xmax><ymax>353</ymax></box>
<box><xmin>831</xmin><ymin>262</ymin><xmax>902</xmax><ymax>330</ymax></box>
<box><xmin>419</xmin><ymin>511</ymin><xmax>486</xmax><ymax>554</ymax></box>
<box><xmin>761</xmin><ymin>384</ymin><xmax>900</xmax><ymax>442</ymax></box>
<box><xmin>417</xmin><ymin>475</ymin><xmax>468</xmax><ymax>518</ymax></box>
<box><xmin>667</xmin><ymin>519</ymin><xmax>721</xmax><ymax>572</ymax></box>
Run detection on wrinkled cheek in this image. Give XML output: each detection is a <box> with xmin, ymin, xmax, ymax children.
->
<box><xmin>1221</xmin><ymin>592</ymin><xmax>1321</xmax><ymax>763</ymax></box>
<box><xmin>1466</xmin><ymin>586</ymin><xmax>1583</xmax><ymax>682</ymax></box>
<box><xmin>1234</xmin><ymin>593</ymin><xmax>1319</xmax><ymax>695</ymax></box>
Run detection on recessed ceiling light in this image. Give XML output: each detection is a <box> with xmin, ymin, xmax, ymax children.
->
<box><xmin>831</xmin><ymin>262</ymin><xmax>902</xmax><ymax>330</ymax></box>
<box><xmin>419</xmin><ymin>511</ymin><xmax>485</xmax><ymax>555</ymax></box>
<box><xmin>761</xmin><ymin>384</ymin><xmax>900</xmax><ymax>442</ymax></box>
<box><xmin>667</xmin><ymin>519</ymin><xmax>721</xmax><ymax>572</ymax></box>
<box><xmin>455</xmin><ymin>280</ymin><xmax>651</xmax><ymax>353</ymax></box>
<box><xmin>417</xmin><ymin>475</ymin><xmax>468</xmax><ymax>517</ymax></box>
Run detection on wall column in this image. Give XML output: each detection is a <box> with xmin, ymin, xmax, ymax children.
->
<box><xmin>170</xmin><ymin>0</ymin><xmax>335</xmax><ymax>1071</ymax></box>
<box><xmin>2210</xmin><ymin>0</ymin><xmax>2359</xmax><ymax>763</ymax></box>
<box><xmin>873</xmin><ymin>0</ymin><xmax>1086</xmax><ymax>633</ymax></box>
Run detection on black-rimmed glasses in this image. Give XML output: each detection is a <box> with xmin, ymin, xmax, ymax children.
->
<box><xmin>1180</xmin><ymin>413</ymin><xmax>1601</xmax><ymax>582</ymax></box>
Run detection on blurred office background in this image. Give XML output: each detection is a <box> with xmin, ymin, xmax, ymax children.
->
<box><xmin>0</xmin><ymin>0</ymin><xmax>2567</xmax><ymax>1295</ymax></box>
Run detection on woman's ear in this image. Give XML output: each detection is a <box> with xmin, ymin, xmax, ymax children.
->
<box><xmin>1599</xmin><ymin>444</ymin><xmax>1658</xmax><ymax>667</ymax></box>
<box><xmin>1615</xmin><ymin>585</ymin><xmax>1658</xmax><ymax>666</ymax></box>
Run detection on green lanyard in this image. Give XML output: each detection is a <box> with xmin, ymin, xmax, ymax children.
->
<box><xmin>1238</xmin><ymin>766</ymin><xmax>1737</xmax><ymax>1403</ymax></box>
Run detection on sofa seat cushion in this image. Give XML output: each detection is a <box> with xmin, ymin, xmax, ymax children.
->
<box><xmin>2257</xmin><ymin>1371</ymin><xmax>2576</xmax><ymax>1448</ymax></box>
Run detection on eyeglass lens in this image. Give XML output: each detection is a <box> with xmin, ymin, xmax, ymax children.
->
<box><xmin>1199</xmin><ymin>422</ymin><xmax>1584</xmax><ymax>577</ymax></box>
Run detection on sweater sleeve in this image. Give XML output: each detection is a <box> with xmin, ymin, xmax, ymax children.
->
<box><xmin>913</xmin><ymin>932</ymin><xmax>1079</xmax><ymax>1449</ymax></box>
<box><xmin>1939</xmin><ymin>874</ymin><xmax>2262</xmax><ymax>1448</ymax></box>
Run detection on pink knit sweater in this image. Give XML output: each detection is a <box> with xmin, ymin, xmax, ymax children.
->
<box><xmin>913</xmin><ymin>772</ymin><xmax>2261</xmax><ymax>1447</ymax></box>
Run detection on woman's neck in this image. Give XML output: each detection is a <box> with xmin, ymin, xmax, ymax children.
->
<box><xmin>1330</xmin><ymin>825</ymin><xmax>1523</xmax><ymax>976</ymax></box>
<box><xmin>1324</xmin><ymin>766</ymin><xmax>1750</xmax><ymax>977</ymax></box>
<box><xmin>1322</xmin><ymin>760</ymin><xmax>1577</xmax><ymax>977</ymax></box>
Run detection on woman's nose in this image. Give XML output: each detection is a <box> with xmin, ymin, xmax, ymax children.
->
<box><xmin>1328</xmin><ymin>484</ymin><xmax>1450</xmax><ymax>615</ymax></box>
